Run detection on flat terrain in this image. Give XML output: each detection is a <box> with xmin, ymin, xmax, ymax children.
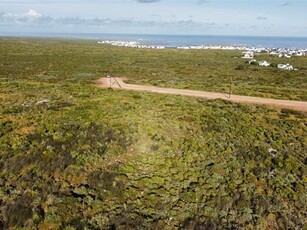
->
<box><xmin>1</xmin><ymin>37</ymin><xmax>307</xmax><ymax>100</ymax></box>
<box><xmin>0</xmin><ymin>38</ymin><xmax>306</xmax><ymax>229</ymax></box>
<box><xmin>98</xmin><ymin>77</ymin><xmax>307</xmax><ymax>112</ymax></box>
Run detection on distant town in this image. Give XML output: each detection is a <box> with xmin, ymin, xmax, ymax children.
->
<box><xmin>98</xmin><ymin>40</ymin><xmax>307</xmax><ymax>56</ymax></box>
<box><xmin>98</xmin><ymin>40</ymin><xmax>306</xmax><ymax>71</ymax></box>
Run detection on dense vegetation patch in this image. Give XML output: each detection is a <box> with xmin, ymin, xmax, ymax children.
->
<box><xmin>0</xmin><ymin>38</ymin><xmax>306</xmax><ymax>229</ymax></box>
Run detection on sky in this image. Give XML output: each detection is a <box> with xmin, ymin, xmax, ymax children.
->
<box><xmin>0</xmin><ymin>0</ymin><xmax>307</xmax><ymax>37</ymax></box>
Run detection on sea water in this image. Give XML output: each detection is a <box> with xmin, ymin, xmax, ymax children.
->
<box><xmin>94</xmin><ymin>34</ymin><xmax>307</xmax><ymax>49</ymax></box>
<box><xmin>3</xmin><ymin>32</ymin><xmax>307</xmax><ymax>49</ymax></box>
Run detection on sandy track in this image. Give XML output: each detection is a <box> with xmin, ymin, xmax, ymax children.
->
<box><xmin>96</xmin><ymin>77</ymin><xmax>307</xmax><ymax>112</ymax></box>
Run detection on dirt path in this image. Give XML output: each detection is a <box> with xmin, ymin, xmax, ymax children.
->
<box><xmin>96</xmin><ymin>77</ymin><xmax>307</xmax><ymax>112</ymax></box>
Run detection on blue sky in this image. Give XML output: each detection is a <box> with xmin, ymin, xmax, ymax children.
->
<box><xmin>0</xmin><ymin>0</ymin><xmax>306</xmax><ymax>36</ymax></box>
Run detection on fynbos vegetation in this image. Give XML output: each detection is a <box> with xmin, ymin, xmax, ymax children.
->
<box><xmin>0</xmin><ymin>38</ymin><xmax>306</xmax><ymax>229</ymax></box>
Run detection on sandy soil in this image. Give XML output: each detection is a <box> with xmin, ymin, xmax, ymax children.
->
<box><xmin>96</xmin><ymin>77</ymin><xmax>307</xmax><ymax>112</ymax></box>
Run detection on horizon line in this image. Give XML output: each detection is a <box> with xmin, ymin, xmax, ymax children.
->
<box><xmin>1</xmin><ymin>32</ymin><xmax>307</xmax><ymax>39</ymax></box>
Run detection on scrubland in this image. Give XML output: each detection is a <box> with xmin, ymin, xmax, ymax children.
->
<box><xmin>0</xmin><ymin>38</ymin><xmax>306</xmax><ymax>229</ymax></box>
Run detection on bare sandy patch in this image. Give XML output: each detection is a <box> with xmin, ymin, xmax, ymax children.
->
<box><xmin>96</xmin><ymin>77</ymin><xmax>307</xmax><ymax>112</ymax></box>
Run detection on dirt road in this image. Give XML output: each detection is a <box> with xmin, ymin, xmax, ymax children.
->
<box><xmin>97</xmin><ymin>77</ymin><xmax>307</xmax><ymax>112</ymax></box>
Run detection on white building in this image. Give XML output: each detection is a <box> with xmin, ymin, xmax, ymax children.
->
<box><xmin>242</xmin><ymin>51</ymin><xmax>254</xmax><ymax>59</ymax></box>
<box><xmin>259</xmin><ymin>60</ymin><xmax>271</xmax><ymax>67</ymax></box>
<box><xmin>284</xmin><ymin>54</ymin><xmax>291</xmax><ymax>58</ymax></box>
<box><xmin>295</xmin><ymin>51</ymin><xmax>303</xmax><ymax>57</ymax></box>
<box><xmin>278</xmin><ymin>63</ymin><xmax>293</xmax><ymax>70</ymax></box>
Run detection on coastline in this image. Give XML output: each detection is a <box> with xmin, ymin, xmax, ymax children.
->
<box><xmin>2</xmin><ymin>33</ymin><xmax>307</xmax><ymax>50</ymax></box>
<box><xmin>98</xmin><ymin>39</ymin><xmax>307</xmax><ymax>54</ymax></box>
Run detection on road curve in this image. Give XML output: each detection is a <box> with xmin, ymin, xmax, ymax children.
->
<box><xmin>96</xmin><ymin>77</ymin><xmax>307</xmax><ymax>112</ymax></box>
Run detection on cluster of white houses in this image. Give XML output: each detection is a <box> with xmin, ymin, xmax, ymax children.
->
<box><xmin>248</xmin><ymin>59</ymin><xmax>294</xmax><ymax>70</ymax></box>
<box><xmin>98</xmin><ymin>40</ymin><xmax>304</xmax><ymax>71</ymax></box>
<box><xmin>241</xmin><ymin>48</ymin><xmax>307</xmax><ymax>70</ymax></box>
<box><xmin>269</xmin><ymin>49</ymin><xmax>305</xmax><ymax>57</ymax></box>
<box><xmin>177</xmin><ymin>45</ymin><xmax>307</xmax><ymax>58</ymax></box>
<box><xmin>98</xmin><ymin>40</ymin><xmax>307</xmax><ymax>57</ymax></box>
<box><xmin>177</xmin><ymin>45</ymin><xmax>248</xmax><ymax>50</ymax></box>
<box><xmin>242</xmin><ymin>49</ymin><xmax>306</xmax><ymax>59</ymax></box>
<box><xmin>98</xmin><ymin>40</ymin><xmax>165</xmax><ymax>49</ymax></box>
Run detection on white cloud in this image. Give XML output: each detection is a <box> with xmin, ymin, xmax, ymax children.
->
<box><xmin>0</xmin><ymin>9</ymin><xmax>204</xmax><ymax>29</ymax></box>
<box><xmin>27</xmin><ymin>9</ymin><xmax>41</xmax><ymax>18</ymax></box>
<box><xmin>0</xmin><ymin>10</ymin><xmax>52</xmax><ymax>25</ymax></box>
<box><xmin>1</xmin><ymin>1</ymin><xmax>306</xmax><ymax>36</ymax></box>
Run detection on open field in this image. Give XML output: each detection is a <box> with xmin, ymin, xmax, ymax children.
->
<box><xmin>0</xmin><ymin>38</ymin><xmax>306</xmax><ymax>229</ymax></box>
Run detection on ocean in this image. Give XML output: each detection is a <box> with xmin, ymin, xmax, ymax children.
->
<box><xmin>3</xmin><ymin>33</ymin><xmax>307</xmax><ymax>49</ymax></box>
<box><xmin>93</xmin><ymin>34</ymin><xmax>307</xmax><ymax>50</ymax></box>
